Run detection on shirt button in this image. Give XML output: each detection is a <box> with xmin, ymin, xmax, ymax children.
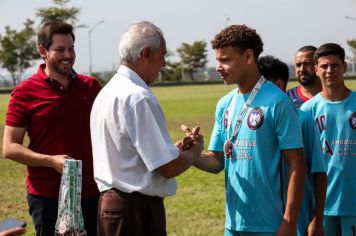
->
<box><xmin>60</xmin><ymin>86</ymin><xmax>64</xmax><ymax>90</ymax></box>
<box><xmin>50</xmin><ymin>78</ymin><xmax>53</xmax><ymax>82</ymax></box>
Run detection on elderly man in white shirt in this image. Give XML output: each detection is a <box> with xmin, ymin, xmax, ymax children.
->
<box><xmin>90</xmin><ymin>21</ymin><xmax>203</xmax><ymax>236</ymax></box>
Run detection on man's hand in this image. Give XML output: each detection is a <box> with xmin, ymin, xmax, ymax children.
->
<box><xmin>0</xmin><ymin>227</ymin><xmax>26</xmax><ymax>236</ymax></box>
<box><xmin>306</xmin><ymin>216</ymin><xmax>324</xmax><ymax>236</ymax></box>
<box><xmin>180</xmin><ymin>125</ymin><xmax>204</xmax><ymax>151</ymax></box>
<box><xmin>50</xmin><ymin>155</ymin><xmax>73</xmax><ymax>174</ymax></box>
<box><xmin>276</xmin><ymin>220</ymin><xmax>297</xmax><ymax>236</ymax></box>
<box><xmin>158</xmin><ymin>125</ymin><xmax>204</xmax><ymax>179</ymax></box>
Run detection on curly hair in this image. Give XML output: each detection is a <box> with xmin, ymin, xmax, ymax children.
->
<box><xmin>211</xmin><ymin>24</ymin><xmax>263</xmax><ymax>59</ymax></box>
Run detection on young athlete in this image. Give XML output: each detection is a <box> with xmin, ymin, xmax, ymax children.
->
<box><xmin>259</xmin><ymin>55</ymin><xmax>327</xmax><ymax>236</ymax></box>
<box><xmin>189</xmin><ymin>25</ymin><xmax>306</xmax><ymax>236</ymax></box>
<box><xmin>301</xmin><ymin>43</ymin><xmax>356</xmax><ymax>236</ymax></box>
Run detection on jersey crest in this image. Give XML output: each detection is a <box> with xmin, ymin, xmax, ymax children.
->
<box><xmin>247</xmin><ymin>107</ymin><xmax>264</xmax><ymax>130</ymax></box>
<box><xmin>349</xmin><ymin>112</ymin><xmax>356</xmax><ymax>130</ymax></box>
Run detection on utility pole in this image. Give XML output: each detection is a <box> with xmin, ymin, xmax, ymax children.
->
<box><xmin>88</xmin><ymin>20</ymin><xmax>104</xmax><ymax>75</ymax></box>
<box><xmin>345</xmin><ymin>16</ymin><xmax>356</xmax><ymax>75</ymax></box>
<box><xmin>225</xmin><ymin>15</ymin><xmax>230</xmax><ymax>27</ymax></box>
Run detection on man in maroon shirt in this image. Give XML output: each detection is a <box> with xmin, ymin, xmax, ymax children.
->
<box><xmin>2</xmin><ymin>21</ymin><xmax>101</xmax><ymax>235</ymax></box>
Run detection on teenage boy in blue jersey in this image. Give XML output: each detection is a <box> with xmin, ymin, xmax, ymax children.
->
<box><xmin>258</xmin><ymin>55</ymin><xmax>327</xmax><ymax>236</ymax></box>
<box><xmin>301</xmin><ymin>43</ymin><xmax>356</xmax><ymax>236</ymax></box>
<box><xmin>188</xmin><ymin>25</ymin><xmax>306</xmax><ymax>236</ymax></box>
<box><xmin>287</xmin><ymin>46</ymin><xmax>322</xmax><ymax>108</ymax></box>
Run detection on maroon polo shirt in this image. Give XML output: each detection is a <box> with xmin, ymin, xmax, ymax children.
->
<box><xmin>6</xmin><ymin>64</ymin><xmax>101</xmax><ymax>198</ymax></box>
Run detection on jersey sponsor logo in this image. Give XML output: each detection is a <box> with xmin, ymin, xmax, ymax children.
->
<box><xmin>247</xmin><ymin>107</ymin><xmax>264</xmax><ymax>130</ymax></box>
<box><xmin>349</xmin><ymin>112</ymin><xmax>356</xmax><ymax>130</ymax></box>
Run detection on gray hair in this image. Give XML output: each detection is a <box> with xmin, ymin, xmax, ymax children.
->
<box><xmin>119</xmin><ymin>21</ymin><xmax>164</xmax><ymax>64</ymax></box>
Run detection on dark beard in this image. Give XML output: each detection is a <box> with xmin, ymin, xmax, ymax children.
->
<box><xmin>52</xmin><ymin>63</ymin><xmax>72</xmax><ymax>77</ymax></box>
<box><xmin>299</xmin><ymin>74</ymin><xmax>318</xmax><ymax>87</ymax></box>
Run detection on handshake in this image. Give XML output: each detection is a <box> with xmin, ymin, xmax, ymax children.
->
<box><xmin>178</xmin><ymin>125</ymin><xmax>205</xmax><ymax>152</ymax></box>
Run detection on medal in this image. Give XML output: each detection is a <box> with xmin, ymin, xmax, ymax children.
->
<box><xmin>224</xmin><ymin>140</ymin><xmax>233</xmax><ymax>158</ymax></box>
<box><xmin>224</xmin><ymin>76</ymin><xmax>266</xmax><ymax>160</ymax></box>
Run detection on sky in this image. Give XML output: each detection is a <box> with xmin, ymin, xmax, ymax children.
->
<box><xmin>1</xmin><ymin>0</ymin><xmax>356</xmax><ymax>77</ymax></box>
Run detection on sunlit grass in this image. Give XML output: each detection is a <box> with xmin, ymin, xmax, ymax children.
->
<box><xmin>0</xmin><ymin>80</ymin><xmax>355</xmax><ymax>235</ymax></box>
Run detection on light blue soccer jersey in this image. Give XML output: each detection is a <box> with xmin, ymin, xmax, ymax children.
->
<box><xmin>282</xmin><ymin>110</ymin><xmax>327</xmax><ymax>236</ymax></box>
<box><xmin>301</xmin><ymin>92</ymin><xmax>356</xmax><ymax>216</ymax></box>
<box><xmin>208</xmin><ymin>81</ymin><xmax>304</xmax><ymax>232</ymax></box>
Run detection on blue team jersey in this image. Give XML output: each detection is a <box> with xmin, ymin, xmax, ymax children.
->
<box><xmin>208</xmin><ymin>81</ymin><xmax>304</xmax><ymax>232</ymax></box>
<box><xmin>287</xmin><ymin>86</ymin><xmax>309</xmax><ymax>108</ymax></box>
<box><xmin>282</xmin><ymin>110</ymin><xmax>327</xmax><ymax>236</ymax></box>
<box><xmin>301</xmin><ymin>92</ymin><xmax>356</xmax><ymax>216</ymax></box>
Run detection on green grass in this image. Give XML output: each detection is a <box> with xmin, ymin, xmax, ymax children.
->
<box><xmin>0</xmin><ymin>80</ymin><xmax>356</xmax><ymax>235</ymax></box>
<box><xmin>0</xmin><ymin>94</ymin><xmax>10</xmax><ymax>124</ymax></box>
<box><xmin>155</xmin><ymin>84</ymin><xmax>233</xmax><ymax>236</ymax></box>
<box><xmin>0</xmin><ymin>93</ymin><xmax>34</xmax><ymax>234</ymax></box>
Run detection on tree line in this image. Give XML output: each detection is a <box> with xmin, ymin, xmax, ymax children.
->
<box><xmin>0</xmin><ymin>0</ymin><xmax>209</xmax><ymax>87</ymax></box>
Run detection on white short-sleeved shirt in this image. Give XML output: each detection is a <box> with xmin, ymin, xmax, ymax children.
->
<box><xmin>90</xmin><ymin>65</ymin><xmax>179</xmax><ymax>197</ymax></box>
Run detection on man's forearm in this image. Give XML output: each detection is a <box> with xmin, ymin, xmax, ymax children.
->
<box><xmin>193</xmin><ymin>151</ymin><xmax>224</xmax><ymax>174</ymax></box>
<box><xmin>3</xmin><ymin>142</ymin><xmax>69</xmax><ymax>173</ymax></box>
<box><xmin>157</xmin><ymin>150</ymin><xmax>197</xmax><ymax>179</ymax></box>
<box><xmin>284</xmin><ymin>162</ymin><xmax>306</xmax><ymax>224</ymax></box>
<box><xmin>313</xmin><ymin>172</ymin><xmax>327</xmax><ymax>221</ymax></box>
<box><xmin>3</xmin><ymin>142</ymin><xmax>53</xmax><ymax>167</ymax></box>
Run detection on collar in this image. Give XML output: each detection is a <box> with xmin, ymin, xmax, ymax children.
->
<box><xmin>117</xmin><ymin>65</ymin><xmax>151</xmax><ymax>91</ymax></box>
<box><xmin>37</xmin><ymin>64</ymin><xmax>77</xmax><ymax>91</ymax></box>
<box><xmin>296</xmin><ymin>85</ymin><xmax>309</xmax><ymax>102</ymax></box>
<box><xmin>37</xmin><ymin>63</ymin><xmax>77</xmax><ymax>81</ymax></box>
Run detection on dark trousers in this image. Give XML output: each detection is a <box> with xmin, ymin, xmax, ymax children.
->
<box><xmin>98</xmin><ymin>188</ymin><xmax>166</xmax><ymax>236</ymax></box>
<box><xmin>27</xmin><ymin>194</ymin><xmax>99</xmax><ymax>236</ymax></box>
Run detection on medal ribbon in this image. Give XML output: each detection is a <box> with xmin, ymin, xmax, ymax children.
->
<box><xmin>55</xmin><ymin>159</ymin><xmax>85</xmax><ymax>235</ymax></box>
<box><xmin>225</xmin><ymin>76</ymin><xmax>266</xmax><ymax>157</ymax></box>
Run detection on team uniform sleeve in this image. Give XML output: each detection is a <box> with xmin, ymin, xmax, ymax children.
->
<box><xmin>124</xmin><ymin>98</ymin><xmax>179</xmax><ymax>172</ymax></box>
<box><xmin>274</xmin><ymin>98</ymin><xmax>304</xmax><ymax>150</ymax></box>
<box><xmin>5</xmin><ymin>86</ymin><xmax>28</xmax><ymax>127</ymax></box>
<box><xmin>301</xmin><ymin>112</ymin><xmax>327</xmax><ymax>173</ymax></box>
<box><xmin>208</xmin><ymin>100</ymin><xmax>225</xmax><ymax>152</ymax></box>
<box><xmin>300</xmin><ymin>101</ymin><xmax>311</xmax><ymax>113</ymax></box>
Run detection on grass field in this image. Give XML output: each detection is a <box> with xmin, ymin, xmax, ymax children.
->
<box><xmin>0</xmin><ymin>80</ymin><xmax>355</xmax><ymax>235</ymax></box>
